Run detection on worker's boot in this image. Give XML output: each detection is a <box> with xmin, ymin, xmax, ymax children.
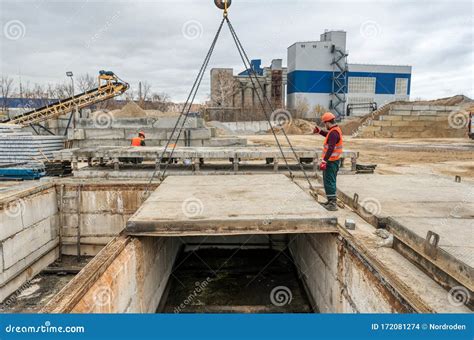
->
<box><xmin>324</xmin><ymin>198</ymin><xmax>338</xmax><ymax>211</ymax></box>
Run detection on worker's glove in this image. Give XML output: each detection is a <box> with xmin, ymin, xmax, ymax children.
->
<box><xmin>319</xmin><ymin>160</ymin><xmax>327</xmax><ymax>171</ymax></box>
<box><xmin>313</xmin><ymin>126</ymin><xmax>320</xmax><ymax>134</ymax></box>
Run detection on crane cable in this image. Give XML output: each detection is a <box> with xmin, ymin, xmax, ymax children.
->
<box><xmin>143</xmin><ymin>12</ymin><xmax>316</xmax><ymax>199</ymax></box>
<box><xmin>225</xmin><ymin>16</ymin><xmax>314</xmax><ymax>190</ymax></box>
<box><xmin>143</xmin><ymin>16</ymin><xmax>226</xmax><ymax>197</ymax></box>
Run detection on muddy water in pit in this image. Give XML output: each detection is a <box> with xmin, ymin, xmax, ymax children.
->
<box><xmin>159</xmin><ymin>248</ymin><xmax>313</xmax><ymax>313</ymax></box>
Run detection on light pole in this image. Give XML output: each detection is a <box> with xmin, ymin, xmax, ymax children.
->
<box><xmin>66</xmin><ymin>71</ymin><xmax>74</xmax><ymax>96</ymax></box>
<box><xmin>66</xmin><ymin>71</ymin><xmax>76</xmax><ymax>130</ymax></box>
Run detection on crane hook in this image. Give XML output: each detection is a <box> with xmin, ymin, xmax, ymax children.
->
<box><xmin>214</xmin><ymin>0</ymin><xmax>232</xmax><ymax>16</ymax></box>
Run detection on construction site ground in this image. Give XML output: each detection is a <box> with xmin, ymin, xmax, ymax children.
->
<box><xmin>247</xmin><ymin>135</ymin><xmax>474</xmax><ymax>180</ymax></box>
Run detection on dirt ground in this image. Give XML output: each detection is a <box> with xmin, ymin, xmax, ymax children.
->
<box><xmin>245</xmin><ymin>135</ymin><xmax>474</xmax><ymax>180</ymax></box>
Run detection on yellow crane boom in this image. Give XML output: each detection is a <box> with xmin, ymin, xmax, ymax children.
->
<box><xmin>4</xmin><ymin>71</ymin><xmax>129</xmax><ymax>127</ymax></box>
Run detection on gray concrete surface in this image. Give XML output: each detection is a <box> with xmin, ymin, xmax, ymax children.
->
<box><xmin>336</xmin><ymin>174</ymin><xmax>473</xmax><ymax>290</ymax></box>
<box><xmin>126</xmin><ymin>174</ymin><xmax>338</xmax><ymax>236</ymax></box>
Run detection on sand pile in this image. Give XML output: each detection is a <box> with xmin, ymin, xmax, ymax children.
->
<box><xmin>408</xmin><ymin>95</ymin><xmax>471</xmax><ymax>106</ymax></box>
<box><xmin>111</xmin><ymin>101</ymin><xmax>147</xmax><ymax>118</ymax></box>
<box><xmin>270</xmin><ymin>119</ymin><xmax>316</xmax><ymax>135</ymax></box>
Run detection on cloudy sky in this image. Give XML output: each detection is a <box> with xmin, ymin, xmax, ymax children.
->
<box><xmin>0</xmin><ymin>0</ymin><xmax>472</xmax><ymax>102</ymax></box>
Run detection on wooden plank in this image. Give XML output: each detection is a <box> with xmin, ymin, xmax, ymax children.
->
<box><xmin>41</xmin><ymin>236</ymin><xmax>131</xmax><ymax>313</ymax></box>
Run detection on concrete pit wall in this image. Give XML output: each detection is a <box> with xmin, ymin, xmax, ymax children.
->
<box><xmin>60</xmin><ymin>182</ymin><xmax>156</xmax><ymax>256</ymax></box>
<box><xmin>44</xmin><ymin>233</ymin><xmax>415</xmax><ymax>313</ymax></box>
<box><xmin>0</xmin><ymin>184</ymin><xmax>59</xmax><ymax>302</ymax></box>
<box><xmin>42</xmin><ymin>236</ymin><xmax>181</xmax><ymax>313</ymax></box>
<box><xmin>290</xmin><ymin>234</ymin><xmax>410</xmax><ymax>313</ymax></box>
<box><xmin>0</xmin><ymin>181</ymin><xmax>156</xmax><ymax>304</ymax></box>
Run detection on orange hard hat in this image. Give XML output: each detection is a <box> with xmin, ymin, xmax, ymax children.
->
<box><xmin>321</xmin><ymin>112</ymin><xmax>336</xmax><ymax>123</ymax></box>
<box><xmin>138</xmin><ymin>131</ymin><xmax>145</xmax><ymax>138</ymax></box>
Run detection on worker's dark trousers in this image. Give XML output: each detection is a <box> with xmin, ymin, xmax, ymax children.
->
<box><xmin>323</xmin><ymin>159</ymin><xmax>340</xmax><ymax>199</ymax></box>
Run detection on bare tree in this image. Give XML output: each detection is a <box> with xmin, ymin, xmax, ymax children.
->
<box><xmin>151</xmin><ymin>92</ymin><xmax>172</xmax><ymax>112</ymax></box>
<box><xmin>213</xmin><ymin>71</ymin><xmax>238</xmax><ymax>107</ymax></box>
<box><xmin>124</xmin><ymin>88</ymin><xmax>136</xmax><ymax>101</ymax></box>
<box><xmin>0</xmin><ymin>76</ymin><xmax>14</xmax><ymax>116</ymax></box>
<box><xmin>311</xmin><ymin>104</ymin><xmax>328</xmax><ymax>119</ymax></box>
<box><xmin>77</xmin><ymin>73</ymin><xmax>96</xmax><ymax>93</ymax></box>
<box><xmin>294</xmin><ymin>97</ymin><xmax>310</xmax><ymax>118</ymax></box>
<box><xmin>54</xmin><ymin>83</ymin><xmax>71</xmax><ymax>100</ymax></box>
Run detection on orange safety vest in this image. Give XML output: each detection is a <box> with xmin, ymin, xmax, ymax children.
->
<box><xmin>322</xmin><ymin>126</ymin><xmax>343</xmax><ymax>161</ymax></box>
<box><xmin>131</xmin><ymin>137</ymin><xmax>142</xmax><ymax>146</ymax></box>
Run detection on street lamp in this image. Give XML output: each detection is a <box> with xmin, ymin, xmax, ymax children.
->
<box><xmin>66</xmin><ymin>71</ymin><xmax>74</xmax><ymax>96</ymax></box>
<box><xmin>66</xmin><ymin>71</ymin><xmax>76</xmax><ymax>130</ymax></box>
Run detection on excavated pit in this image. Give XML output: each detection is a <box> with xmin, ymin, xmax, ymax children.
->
<box><xmin>1</xmin><ymin>176</ymin><xmax>471</xmax><ymax>314</ymax></box>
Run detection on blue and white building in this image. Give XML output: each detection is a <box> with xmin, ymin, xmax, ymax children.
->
<box><xmin>287</xmin><ymin>30</ymin><xmax>412</xmax><ymax>117</ymax></box>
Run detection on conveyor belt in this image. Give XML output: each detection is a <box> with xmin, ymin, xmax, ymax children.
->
<box><xmin>3</xmin><ymin>72</ymin><xmax>128</xmax><ymax>126</ymax></box>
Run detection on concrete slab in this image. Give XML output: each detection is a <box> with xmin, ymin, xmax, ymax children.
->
<box><xmin>126</xmin><ymin>174</ymin><xmax>338</xmax><ymax>236</ymax></box>
<box><xmin>336</xmin><ymin>174</ymin><xmax>474</xmax><ymax>290</ymax></box>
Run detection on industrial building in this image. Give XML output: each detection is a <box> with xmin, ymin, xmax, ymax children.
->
<box><xmin>208</xmin><ymin>59</ymin><xmax>287</xmax><ymax>121</ymax></box>
<box><xmin>287</xmin><ymin>30</ymin><xmax>412</xmax><ymax>118</ymax></box>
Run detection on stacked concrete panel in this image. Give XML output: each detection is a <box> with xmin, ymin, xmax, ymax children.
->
<box><xmin>69</xmin><ymin>117</ymin><xmax>247</xmax><ymax>148</ymax></box>
<box><xmin>0</xmin><ymin>185</ymin><xmax>59</xmax><ymax>302</ymax></box>
<box><xmin>358</xmin><ymin>105</ymin><xmax>467</xmax><ymax>138</ymax></box>
<box><xmin>69</xmin><ymin>117</ymin><xmax>218</xmax><ymax>148</ymax></box>
<box><xmin>0</xmin><ymin>124</ymin><xmax>65</xmax><ymax>165</ymax></box>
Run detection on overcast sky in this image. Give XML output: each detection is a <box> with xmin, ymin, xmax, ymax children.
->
<box><xmin>1</xmin><ymin>0</ymin><xmax>472</xmax><ymax>102</ymax></box>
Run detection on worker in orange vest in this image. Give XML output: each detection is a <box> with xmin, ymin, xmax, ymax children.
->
<box><xmin>313</xmin><ymin>112</ymin><xmax>344</xmax><ymax>211</ymax></box>
<box><xmin>131</xmin><ymin>131</ymin><xmax>146</xmax><ymax>146</ymax></box>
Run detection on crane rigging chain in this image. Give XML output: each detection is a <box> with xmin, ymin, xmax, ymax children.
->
<box><xmin>143</xmin><ymin>1</ymin><xmax>314</xmax><ymax>199</ymax></box>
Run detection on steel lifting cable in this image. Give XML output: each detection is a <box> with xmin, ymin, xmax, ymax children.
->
<box><xmin>225</xmin><ymin>17</ymin><xmax>314</xmax><ymax>190</ymax></box>
<box><xmin>224</xmin><ymin>19</ymin><xmax>294</xmax><ymax>179</ymax></box>
<box><xmin>143</xmin><ymin>17</ymin><xmax>226</xmax><ymax>197</ymax></box>
<box><xmin>144</xmin><ymin>13</ymin><xmax>315</xmax><ymax>198</ymax></box>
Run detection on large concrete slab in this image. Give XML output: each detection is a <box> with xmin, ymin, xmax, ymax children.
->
<box><xmin>55</xmin><ymin>146</ymin><xmax>358</xmax><ymax>161</ymax></box>
<box><xmin>336</xmin><ymin>174</ymin><xmax>473</xmax><ymax>290</ymax></box>
<box><xmin>126</xmin><ymin>174</ymin><xmax>338</xmax><ymax>236</ymax></box>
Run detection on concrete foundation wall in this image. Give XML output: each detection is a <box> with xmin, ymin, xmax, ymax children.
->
<box><xmin>0</xmin><ymin>185</ymin><xmax>59</xmax><ymax>302</ymax></box>
<box><xmin>60</xmin><ymin>183</ymin><xmax>156</xmax><ymax>256</ymax></box>
<box><xmin>43</xmin><ymin>236</ymin><xmax>181</xmax><ymax>313</ymax></box>
<box><xmin>289</xmin><ymin>233</ymin><xmax>409</xmax><ymax>313</ymax></box>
